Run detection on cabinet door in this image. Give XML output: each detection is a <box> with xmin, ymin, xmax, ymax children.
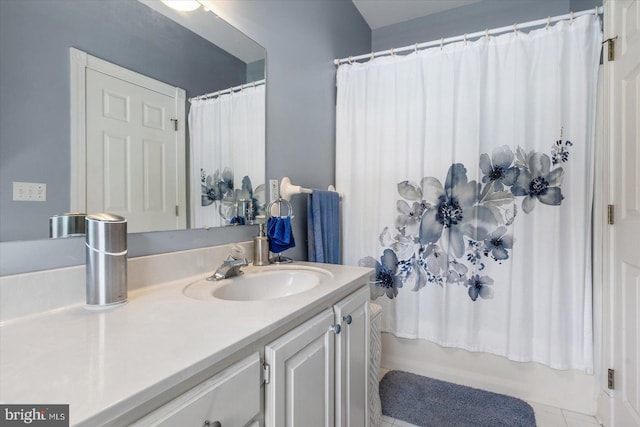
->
<box><xmin>265</xmin><ymin>308</ymin><xmax>336</xmax><ymax>427</ymax></box>
<box><xmin>131</xmin><ymin>353</ymin><xmax>261</xmax><ymax>427</ymax></box>
<box><xmin>334</xmin><ymin>286</ymin><xmax>370</xmax><ymax>427</ymax></box>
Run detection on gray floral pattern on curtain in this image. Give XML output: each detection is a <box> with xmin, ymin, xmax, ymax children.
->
<box><xmin>360</xmin><ymin>138</ymin><xmax>572</xmax><ymax>301</ymax></box>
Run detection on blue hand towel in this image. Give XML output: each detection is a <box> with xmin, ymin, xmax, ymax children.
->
<box><xmin>307</xmin><ymin>189</ymin><xmax>340</xmax><ymax>264</ymax></box>
<box><xmin>267</xmin><ymin>216</ymin><xmax>296</xmax><ymax>253</ymax></box>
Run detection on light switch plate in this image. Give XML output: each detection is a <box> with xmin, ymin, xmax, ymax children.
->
<box><xmin>13</xmin><ymin>182</ymin><xmax>46</xmax><ymax>201</ymax></box>
<box><xmin>269</xmin><ymin>179</ymin><xmax>279</xmax><ymax>202</ymax></box>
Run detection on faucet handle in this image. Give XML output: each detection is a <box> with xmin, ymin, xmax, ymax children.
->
<box><xmin>223</xmin><ymin>255</ymin><xmax>249</xmax><ymax>266</ymax></box>
<box><xmin>235</xmin><ymin>257</ymin><xmax>249</xmax><ymax>266</ymax></box>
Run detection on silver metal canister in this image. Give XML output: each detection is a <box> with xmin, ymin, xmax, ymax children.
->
<box><xmin>85</xmin><ymin>213</ymin><xmax>127</xmax><ymax>306</ymax></box>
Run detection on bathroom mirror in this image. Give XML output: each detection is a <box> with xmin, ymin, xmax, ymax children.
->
<box><xmin>0</xmin><ymin>0</ymin><xmax>266</xmax><ymax>241</ymax></box>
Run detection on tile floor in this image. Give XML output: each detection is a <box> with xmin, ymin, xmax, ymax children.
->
<box><xmin>378</xmin><ymin>369</ymin><xmax>602</xmax><ymax>427</ymax></box>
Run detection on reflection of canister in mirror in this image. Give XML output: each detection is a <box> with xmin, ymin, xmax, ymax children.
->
<box><xmin>49</xmin><ymin>212</ymin><xmax>86</xmax><ymax>238</ymax></box>
<box><xmin>85</xmin><ymin>213</ymin><xmax>127</xmax><ymax>307</ymax></box>
<box><xmin>237</xmin><ymin>199</ymin><xmax>249</xmax><ymax>220</ymax></box>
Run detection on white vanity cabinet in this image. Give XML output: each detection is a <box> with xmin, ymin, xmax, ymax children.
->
<box><xmin>131</xmin><ymin>353</ymin><xmax>261</xmax><ymax>427</ymax></box>
<box><xmin>264</xmin><ymin>286</ymin><xmax>370</xmax><ymax>427</ymax></box>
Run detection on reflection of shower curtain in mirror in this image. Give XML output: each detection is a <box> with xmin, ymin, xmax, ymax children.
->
<box><xmin>189</xmin><ymin>85</ymin><xmax>265</xmax><ymax>227</ymax></box>
<box><xmin>336</xmin><ymin>16</ymin><xmax>601</xmax><ymax>372</ymax></box>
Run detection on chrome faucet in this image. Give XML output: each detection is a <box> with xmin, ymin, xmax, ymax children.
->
<box><xmin>207</xmin><ymin>255</ymin><xmax>249</xmax><ymax>281</ymax></box>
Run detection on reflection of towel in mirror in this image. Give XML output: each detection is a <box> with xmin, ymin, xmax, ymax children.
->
<box><xmin>307</xmin><ymin>190</ymin><xmax>340</xmax><ymax>264</ymax></box>
<box><xmin>267</xmin><ymin>216</ymin><xmax>296</xmax><ymax>253</ymax></box>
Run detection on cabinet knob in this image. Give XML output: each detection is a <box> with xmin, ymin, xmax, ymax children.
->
<box><xmin>203</xmin><ymin>421</ymin><xmax>221</xmax><ymax>427</ymax></box>
<box><xmin>343</xmin><ymin>315</ymin><xmax>352</xmax><ymax>325</ymax></box>
<box><xmin>331</xmin><ymin>324</ymin><xmax>341</xmax><ymax>334</ymax></box>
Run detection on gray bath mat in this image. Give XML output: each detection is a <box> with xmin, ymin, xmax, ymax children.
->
<box><xmin>379</xmin><ymin>370</ymin><xmax>536</xmax><ymax>427</ymax></box>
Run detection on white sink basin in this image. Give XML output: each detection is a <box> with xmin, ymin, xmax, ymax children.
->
<box><xmin>183</xmin><ymin>266</ymin><xmax>332</xmax><ymax>301</ymax></box>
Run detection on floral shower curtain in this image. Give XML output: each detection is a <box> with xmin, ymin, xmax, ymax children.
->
<box><xmin>336</xmin><ymin>15</ymin><xmax>601</xmax><ymax>372</ymax></box>
<box><xmin>189</xmin><ymin>84</ymin><xmax>265</xmax><ymax>228</ymax></box>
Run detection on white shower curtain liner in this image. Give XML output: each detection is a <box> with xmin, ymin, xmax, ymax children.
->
<box><xmin>336</xmin><ymin>15</ymin><xmax>602</xmax><ymax>372</ymax></box>
<box><xmin>189</xmin><ymin>84</ymin><xmax>265</xmax><ymax>228</ymax></box>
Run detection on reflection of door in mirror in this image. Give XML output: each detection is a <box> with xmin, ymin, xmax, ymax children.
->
<box><xmin>71</xmin><ymin>49</ymin><xmax>187</xmax><ymax>233</ymax></box>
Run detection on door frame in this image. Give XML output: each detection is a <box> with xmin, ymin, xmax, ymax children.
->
<box><xmin>598</xmin><ymin>2</ymin><xmax>616</xmax><ymax>423</ymax></box>
<box><xmin>69</xmin><ymin>47</ymin><xmax>186</xmax><ymax>227</ymax></box>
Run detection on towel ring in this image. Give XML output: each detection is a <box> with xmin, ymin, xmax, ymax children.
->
<box><xmin>266</xmin><ymin>197</ymin><xmax>294</xmax><ymax>264</ymax></box>
<box><xmin>267</xmin><ymin>198</ymin><xmax>293</xmax><ymax>218</ymax></box>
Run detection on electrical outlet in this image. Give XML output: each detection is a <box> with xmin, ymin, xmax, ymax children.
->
<box><xmin>13</xmin><ymin>182</ymin><xmax>46</xmax><ymax>202</ymax></box>
<box><xmin>269</xmin><ymin>179</ymin><xmax>279</xmax><ymax>202</ymax></box>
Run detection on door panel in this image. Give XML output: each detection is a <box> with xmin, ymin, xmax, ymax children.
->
<box><xmin>265</xmin><ymin>308</ymin><xmax>335</xmax><ymax>427</ymax></box>
<box><xmin>334</xmin><ymin>286</ymin><xmax>369</xmax><ymax>427</ymax></box>
<box><xmin>143</xmin><ymin>139</ymin><xmax>167</xmax><ymax>213</ymax></box>
<box><xmin>103</xmin><ymin>133</ymin><xmax>130</xmax><ymax>212</ymax></box>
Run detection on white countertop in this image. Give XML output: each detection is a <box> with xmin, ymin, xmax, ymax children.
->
<box><xmin>0</xmin><ymin>262</ymin><xmax>371</xmax><ymax>426</ymax></box>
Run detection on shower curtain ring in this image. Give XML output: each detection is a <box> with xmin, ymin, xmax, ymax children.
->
<box><xmin>440</xmin><ymin>38</ymin><xmax>444</xmax><ymax>50</ymax></box>
<box><xmin>513</xmin><ymin>23</ymin><xmax>518</xmax><ymax>34</ymax></box>
<box><xmin>348</xmin><ymin>56</ymin><xmax>354</xmax><ymax>64</ymax></box>
<box><xmin>546</xmin><ymin>16</ymin><xmax>551</xmax><ymax>30</ymax></box>
<box><xmin>594</xmin><ymin>6</ymin><xmax>598</xmax><ymax>19</ymax></box>
<box><xmin>414</xmin><ymin>43</ymin><xmax>418</xmax><ymax>53</ymax></box>
<box><xmin>570</xmin><ymin>11</ymin><xmax>574</xmax><ymax>25</ymax></box>
<box><xmin>390</xmin><ymin>48</ymin><xmax>395</xmax><ymax>56</ymax></box>
<box><xmin>370</xmin><ymin>52</ymin><xmax>375</xmax><ymax>61</ymax></box>
<box><xmin>464</xmin><ymin>33</ymin><xmax>468</xmax><ymax>45</ymax></box>
<box><xmin>485</xmin><ymin>29</ymin><xmax>489</xmax><ymax>40</ymax></box>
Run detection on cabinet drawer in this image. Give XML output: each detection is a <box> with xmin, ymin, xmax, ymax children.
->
<box><xmin>132</xmin><ymin>353</ymin><xmax>261</xmax><ymax>427</ymax></box>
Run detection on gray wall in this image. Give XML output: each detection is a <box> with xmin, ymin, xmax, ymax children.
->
<box><xmin>247</xmin><ymin>59</ymin><xmax>266</xmax><ymax>83</ymax></box>
<box><xmin>0</xmin><ymin>0</ymin><xmax>371</xmax><ymax>275</ymax></box>
<box><xmin>6</xmin><ymin>0</ymin><xmax>599</xmax><ymax>275</ymax></box>
<box><xmin>373</xmin><ymin>0</ymin><xmax>601</xmax><ymax>52</ymax></box>
<box><xmin>0</xmin><ymin>0</ymin><xmax>247</xmax><ymax>242</ymax></box>
<box><xmin>212</xmin><ymin>0</ymin><xmax>371</xmax><ymax>263</ymax></box>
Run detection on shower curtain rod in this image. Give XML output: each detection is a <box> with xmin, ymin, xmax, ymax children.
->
<box><xmin>189</xmin><ymin>79</ymin><xmax>265</xmax><ymax>102</ymax></box>
<box><xmin>334</xmin><ymin>6</ymin><xmax>603</xmax><ymax>65</ymax></box>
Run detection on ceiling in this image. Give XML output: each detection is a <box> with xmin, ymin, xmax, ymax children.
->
<box><xmin>137</xmin><ymin>0</ymin><xmax>265</xmax><ymax>63</ymax></box>
<box><xmin>352</xmin><ymin>0</ymin><xmax>482</xmax><ymax>29</ymax></box>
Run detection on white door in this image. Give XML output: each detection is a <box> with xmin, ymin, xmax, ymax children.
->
<box><xmin>265</xmin><ymin>308</ymin><xmax>336</xmax><ymax>427</ymax></box>
<box><xmin>334</xmin><ymin>286</ymin><xmax>369</xmax><ymax>427</ymax></box>
<box><xmin>86</xmin><ymin>68</ymin><xmax>184</xmax><ymax>233</ymax></box>
<box><xmin>605</xmin><ymin>0</ymin><xmax>640</xmax><ymax>425</ymax></box>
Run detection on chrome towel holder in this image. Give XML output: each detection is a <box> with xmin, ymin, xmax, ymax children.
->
<box><xmin>266</xmin><ymin>197</ymin><xmax>293</xmax><ymax>264</ymax></box>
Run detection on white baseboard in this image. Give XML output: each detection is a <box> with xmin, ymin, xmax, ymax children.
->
<box><xmin>380</xmin><ymin>333</ymin><xmax>599</xmax><ymax>415</ymax></box>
